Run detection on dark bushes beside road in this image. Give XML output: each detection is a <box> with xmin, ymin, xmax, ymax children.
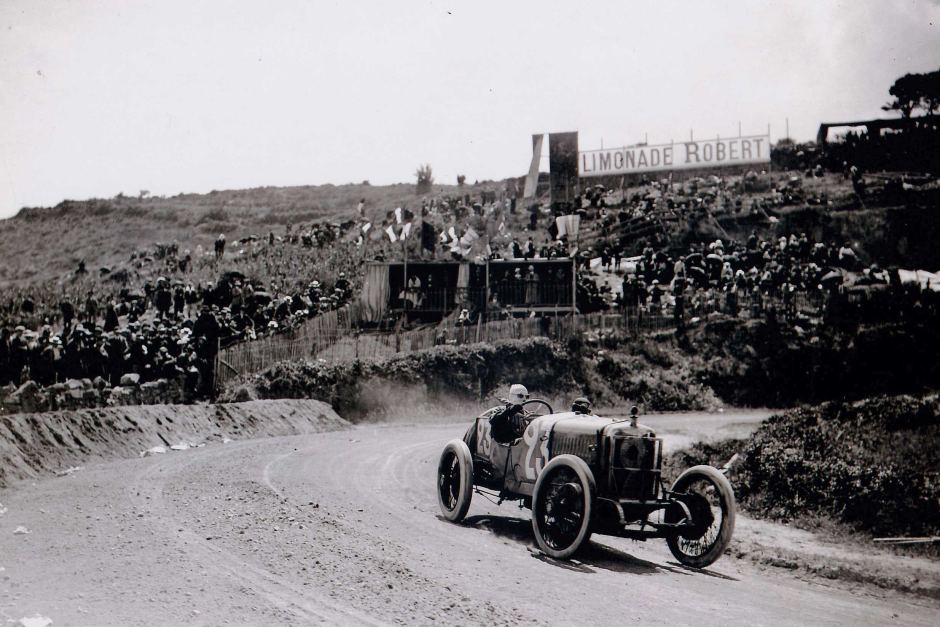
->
<box><xmin>667</xmin><ymin>394</ymin><xmax>939</xmax><ymax>537</ymax></box>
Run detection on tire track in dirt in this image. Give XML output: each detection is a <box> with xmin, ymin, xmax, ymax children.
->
<box><xmin>266</xmin><ymin>424</ymin><xmax>940</xmax><ymax>626</ymax></box>
<box><xmin>126</xmin><ymin>440</ymin><xmax>382</xmax><ymax>625</ymax></box>
<box><xmin>3</xmin><ymin>422</ymin><xmax>937</xmax><ymax>626</ymax></box>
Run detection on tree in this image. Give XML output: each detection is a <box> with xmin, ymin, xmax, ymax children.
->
<box><xmin>883</xmin><ymin>69</ymin><xmax>940</xmax><ymax>118</ymax></box>
<box><xmin>415</xmin><ymin>164</ymin><xmax>434</xmax><ymax>194</ymax></box>
<box><xmin>883</xmin><ymin>73</ymin><xmax>921</xmax><ymax>118</ymax></box>
<box><xmin>921</xmin><ymin>69</ymin><xmax>940</xmax><ymax>115</ymax></box>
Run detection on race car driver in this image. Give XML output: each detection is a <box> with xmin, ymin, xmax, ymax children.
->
<box><xmin>489</xmin><ymin>383</ymin><xmax>531</xmax><ymax>444</ymax></box>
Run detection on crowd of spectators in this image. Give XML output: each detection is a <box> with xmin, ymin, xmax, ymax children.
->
<box><xmin>1</xmin><ymin>169</ymin><xmax>936</xmax><ymax>404</ymax></box>
<box><xmin>379</xmin><ymin>171</ymin><xmax>935</xmax><ymax>330</ymax></box>
<box><xmin>0</xmin><ymin>221</ymin><xmax>358</xmax><ymax>395</ymax></box>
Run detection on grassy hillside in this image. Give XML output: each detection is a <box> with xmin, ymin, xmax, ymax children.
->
<box><xmin>0</xmin><ymin>180</ymin><xmax>515</xmax><ymax>286</ymax></box>
<box><xmin>2</xmin><ymin>170</ymin><xmax>935</xmax><ymax>293</ymax></box>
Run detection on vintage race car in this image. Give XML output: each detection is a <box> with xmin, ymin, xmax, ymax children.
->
<box><xmin>436</xmin><ymin>400</ymin><xmax>736</xmax><ymax>567</ymax></box>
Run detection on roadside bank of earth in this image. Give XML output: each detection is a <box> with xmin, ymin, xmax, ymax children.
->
<box><xmin>662</xmin><ymin>392</ymin><xmax>940</xmax><ymax>598</ymax></box>
<box><xmin>224</xmin><ymin>317</ymin><xmax>940</xmax><ymax>416</ymax></box>
<box><xmin>664</xmin><ymin>393</ymin><xmax>939</xmax><ymax>538</ymax></box>
<box><xmin>0</xmin><ymin>399</ymin><xmax>347</xmax><ymax>488</ymax></box>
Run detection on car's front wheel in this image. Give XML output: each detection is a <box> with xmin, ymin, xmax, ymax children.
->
<box><xmin>665</xmin><ymin>465</ymin><xmax>736</xmax><ymax>568</ymax></box>
<box><xmin>437</xmin><ymin>439</ymin><xmax>473</xmax><ymax>522</ymax></box>
<box><xmin>531</xmin><ymin>455</ymin><xmax>596</xmax><ymax>559</ymax></box>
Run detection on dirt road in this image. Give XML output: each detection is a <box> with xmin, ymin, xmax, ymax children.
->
<box><xmin>1</xmin><ymin>417</ymin><xmax>936</xmax><ymax>625</ymax></box>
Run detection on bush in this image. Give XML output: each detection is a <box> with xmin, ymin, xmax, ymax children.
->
<box><xmin>221</xmin><ymin>338</ymin><xmax>581</xmax><ymax>417</ymax></box>
<box><xmin>672</xmin><ymin>395</ymin><xmax>940</xmax><ymax>536</ymax></box>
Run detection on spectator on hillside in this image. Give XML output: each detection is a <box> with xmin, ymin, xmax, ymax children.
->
<box><xmin>104</xmin><ymin>301</ymin><xmax>119</xmax><ymax>332</ymax></box>
<box><xmin>60</xmin><ymin>300</ymin><xmax>75</xmax><ymax>330</ymax></box>
<box><xmin>173</xmin><ymin>284</ymin><xmax>186</xmax><ymax>318</ymax></box>
<box><xmin>838</xmin><ymin>243</ymin><xmax>859</xmax><ymax>270</ymax></box>
<box><xmin>214</xmin><ymin>234</ymin><xmax>226</xmax><ymax>260</ymax></box>
<box><xmin>155</xmin><ymin>279</ymin><xmax>173</xmax><ymax>319</ymax></box>
<box><xmin>84</xmin><ymin>291</ymin><xmax>99</xmax><ymax>323</ymax></box>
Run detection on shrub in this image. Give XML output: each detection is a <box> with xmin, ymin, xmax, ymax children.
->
<box><xmin>222</xmin><ymin>338</ymin><xmax>582</xmax><ymax>417</ymax></box>
<box><xmin>670</xmin><ymin>395</ymin><xmax>940</xmax><ymax>536</ymax></box>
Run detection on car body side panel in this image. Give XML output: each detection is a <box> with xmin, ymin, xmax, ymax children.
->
<box><xmin>472</xmin><ymin>407</ymin><xmax>658</xmax><ymax>497</ymax></box>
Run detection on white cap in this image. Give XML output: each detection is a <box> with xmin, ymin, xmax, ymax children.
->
<box><xmin>508</xmin><ymin>384</ymin><xmax>529</xmax><ymax>404</ymax></box>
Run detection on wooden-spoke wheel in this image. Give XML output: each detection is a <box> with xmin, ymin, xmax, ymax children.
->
<box><xmin>437</xmin><ymin>439</ymin><xmax>473</xmax><ymax>522</ymax></box>
<box><xmin>531</xmin><ymin>455</ymin><xmax>595</xmax><ymax>559</ymax></box>
<box><xmin>665</xmin><ymin>465</ymin><xmax>736</xmax><ymax>568</ymax></box>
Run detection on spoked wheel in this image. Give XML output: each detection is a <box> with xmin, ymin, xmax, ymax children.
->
<box><xmin>531</xmin><ymin>455</ymin><xmax>595</xmax><ymax>559</ymax></box>
<box><xmin>665</xmin><ymin>465</ymin><xmax>736</xmax><ymax>568</ymax></box>
<box><xmin>437</xmin><ymin>439</ymin><xmax>473</xmax><ymax>522</ymax></box>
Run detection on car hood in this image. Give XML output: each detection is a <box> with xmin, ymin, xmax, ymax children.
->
<box><xmin>532</xmin><ymin>412</ymin><xmax>656</xmax><ymax>438</ymax></box>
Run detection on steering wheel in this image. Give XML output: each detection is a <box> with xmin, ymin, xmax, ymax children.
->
<box><xmin>522</xmin><ymin>398</ymin><xmax>554</xmax><ymax>416</ymax></box>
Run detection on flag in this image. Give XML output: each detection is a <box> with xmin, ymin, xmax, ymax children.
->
<box><xmin>448</xmin><ymin>226</ymin><xmax>457</xmax><ymax>241</ymax></box>
<box><xmin>555</xmin><ymin>214</ymin><xmax>580</xmax><ymax>240</ymax></box>
<box><xmin>361</xmin><ymin>222</ymin><xmax>372</xmax><ymax>233</ymax></box>
<box><xmin>394</xmin><ymin>207</ymin><xmax>403</xmax><ymax>224</ymax></box>
<box><xmin>401</xmin><ymin>222</ymin><xmax>413</xmax><ymax>239</ymax></box>
<box><xmin>385</xmin><ymin>224</ymin><xmax>398</xmax><ymax>242</ymax></box>
<box><xmin>460</xmin><ymin>226</ymin><xmax>480</xmax><ymax>247</ymax></box>
<box><xmin>523</xmin><ymin>134</ymin><xmax>543</xmax><ymax>199</ymax></box>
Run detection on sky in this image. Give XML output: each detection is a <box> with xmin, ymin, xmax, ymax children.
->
<box><xmin>0</xmin><ymin>0</ymin><xmax>938</xmax><ymax>217</ymax></box>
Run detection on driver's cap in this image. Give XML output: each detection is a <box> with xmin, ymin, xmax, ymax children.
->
<box><xmin>508</xmin><ymin>384</ymin><xmax>529</xmax><ymax>404</ymax></box>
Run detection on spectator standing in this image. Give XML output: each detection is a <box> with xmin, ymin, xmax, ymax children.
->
<box><xmin>59</xmin><ymin>300</ymin><xmax>75</xmax><ymax>331</ymax></box>
<box><xmin>84</xmin><ymin>291</ymin><xmax>99</xmax><ymax>323</ymax></box>
<box><xmin>524</xmin><ymin>265</ymin><xmax>539</xmax><ymax>305</ymax></box>
<box><xmin>214</xmin><ymin>233</ymin><xmax>226</xmax><ymax>260</ymax></box>
<box><xmin>103</xmin><ymin>301</ymin><xmax>119</xmax><ymax>332</ymax></box>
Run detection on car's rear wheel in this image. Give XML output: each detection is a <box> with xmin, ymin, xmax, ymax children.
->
<box><xmin>531</xmin><ymin>455</ymin><xmax>595</xmax><ymax>559</ymax></box>
<box><xmin>437</xmin><ymin>439</ymin><xmax>473</xmax><ymax>522</ymax></box>
<box><xmin>665</xmin><ymin>465</ymin><xmax>736</xmax><ymax>568</ymax></box>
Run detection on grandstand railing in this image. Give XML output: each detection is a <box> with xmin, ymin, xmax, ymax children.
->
<box><xmin>214</xmin><ymin>290</ymin><xmax>820</xmax><ymax>390</ymax></box>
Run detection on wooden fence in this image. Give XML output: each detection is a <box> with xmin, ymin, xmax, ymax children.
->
<box><xmin>214</xmin><ymin>291</ymin><xmax>817</xmax><ymax>390</ymax></box>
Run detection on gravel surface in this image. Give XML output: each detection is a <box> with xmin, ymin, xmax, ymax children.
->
<box><xmin>0</xmin><ymin>420</ymin><xmax>937</xmax><ymax>625</ymax></box>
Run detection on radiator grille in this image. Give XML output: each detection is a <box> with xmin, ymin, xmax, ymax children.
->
<box><xmin>617</xmin><ymin>437</ymin><xmax>661</xmax><ymax>471</ymax></box>
<box><xmin>613</xmin><ymin>436</ymin><xmax>662</xmax><ymax>500</ymax></box>
<box><xmin>551</xmin><ymin>433</ymin><xmax>595</xmax><ymax>463</ymax></box>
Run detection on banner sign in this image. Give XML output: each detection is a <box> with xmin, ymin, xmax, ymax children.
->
<box><xmin>579</xmin><ymin>135</ymin><xmax>770</xmax><ymax>177</ymax></box>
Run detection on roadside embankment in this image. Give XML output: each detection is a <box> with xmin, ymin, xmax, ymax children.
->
<box><xmin>219</xmin><ymin>338</ymin><xmax>584</xmax><ymax>419</ymax></box>
<box><xmin>665</xmin><ymin>394</ymin><xmax>939</xmax><ymax>538</ymax></box>
<box><xmin>0</xmin><ymin>399</ymin><xmax>348</xmax><ymax>488</ymax></box>
<box><xmin>224</xmin><ymin>318</ymin><xmax>940</xmax><ymax>417</ymax></box>
<box><xmin>662</xmin><ymin>393</ymin><xmax>940</xmax><ymax>598</ymax></box>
